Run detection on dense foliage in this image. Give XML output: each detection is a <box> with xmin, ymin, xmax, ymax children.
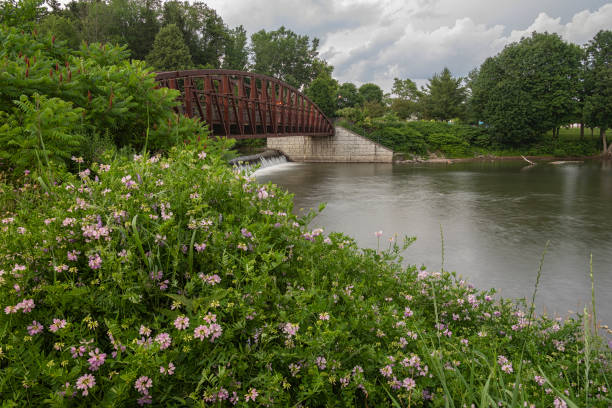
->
<box><xmin>145</xmin><ymin>23</ymin><xmax>193</xmax><ymax>71</ymax></box>
<box><xmin>583</xmin><ymin>30</ymin><xmax>612</xmax><ymax>154</ymax></box>
<box><xmin>1</xmin><ymin>138</ymin><xmax>610</xmax><ymax>406</ymax></box>
<box><xmin>470</xmin><ymin>33</ymin><xmax>583</xmax><ymax>145</ymax></box>
<box><xmin>0</xmin><ymin>24</ymin><xmax>201</xmax><ymax>176</ymax></box>
<box><xmin>337</xmin><ymin>116</ymin><xmax>600</xmax><ymax>159</ymax></box>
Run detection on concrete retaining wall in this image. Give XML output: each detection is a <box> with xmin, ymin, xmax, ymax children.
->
<box><xmin>266</xmin><ymin>126</ymin><xmax>393</xmax><ymax>163</ymax></box>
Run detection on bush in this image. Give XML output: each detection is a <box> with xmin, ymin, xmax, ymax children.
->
<box><xmin>0</xmin><ymin>24</ymin><xmax>190</xmax><ymax>176</ymax></box>
<box><xmin>1</xmin><ymin>138</ymin><xmax>610</xmax><ymax>407</ymax></box>
<box><xmin>427</xmin><ymin>132</ymin><xmax>472</xmax><ymax>157</ymax></box>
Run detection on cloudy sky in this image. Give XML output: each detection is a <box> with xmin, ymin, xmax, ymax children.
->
<box><xmin>206</xmin><ymin>0</ymin><xmax>612</xmax><ymax>91</ymax></box>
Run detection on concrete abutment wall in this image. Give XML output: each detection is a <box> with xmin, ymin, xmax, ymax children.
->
<box><xmin>266</xmin><ymin>126</ymin><xmax>393</xmax><ymax>163</ymax></box>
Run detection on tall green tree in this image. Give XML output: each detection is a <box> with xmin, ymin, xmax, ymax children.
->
<box><xmin>108</xmin><ymin>0</ymin><xmax>160</xmax><ymax>61</ymax></box>
<box><xmin>358</xmin><ymin>83</ymin><xmax>383</xmax><ymax>104</ymax></box>
<box><xmin>162</xmin><ymin>1</ymin><xmax>226</xmax><ymax>68</ymax></box>
<box><xmin>390</xmin><ymin>77</ymin><xmax>420</xmax><ymax>119</ymax></box>
<box><xmin>470</xmin><ymin>32</ymin><xmax>582</xmax><ymax>145</ymax></box>
<box><xmin>336</xmin><ymin>82</ymin><xmax>363</xmax><ymax>109</ymax></box>
<box><xmin>420</xmin><ymin>67</ymin><xmax>466</xmax><ymax>122</ymax></box>
<box><xmin>583</xmin><ymin>30</ymin><xmax>612</xmax><ymax>154</ymax></box>
<box><xmin>222</xmin><ymin>25</ymin><xmax>248</xmax><ymax>70</ymax></box>
<box><xmin>305</xmin><ymin>74</ymin><xmax>338</xmax><ymax>118</ymax></box>
<box><xmin>250</xmin><ymin>26</ymin><xmax>326</xmax><ymax>89</ymax></box>
<box><xmin>146</xmin><ymin>23</ymin><xmax>193</xmax><ymax>71</ymax></box>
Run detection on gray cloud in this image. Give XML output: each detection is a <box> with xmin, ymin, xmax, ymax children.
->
<box><xmin>207</xmin><ymin>0</ymin><xmax>612</xmax><ymax>91</ymax></box>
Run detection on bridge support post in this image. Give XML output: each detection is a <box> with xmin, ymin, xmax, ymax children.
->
<box><xmin>267</xmin><ymin>126</ymin><xmax>393</xmax><ymax>163</ymax></box>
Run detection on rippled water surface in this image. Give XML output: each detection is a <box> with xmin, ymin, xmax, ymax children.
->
<box><xmin>256</xmin><ymin>160</ymin><xmax>612</xmax><ymax>324</ymax></box>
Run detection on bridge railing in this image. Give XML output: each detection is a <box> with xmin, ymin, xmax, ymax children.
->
<box><xmin>155</xmin><ymin>70</ymin><xmax>334</xmax><ymax>139</ymax></box>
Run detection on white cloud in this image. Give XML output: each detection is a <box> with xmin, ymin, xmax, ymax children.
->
<box><xmin>206</xmin><ymin>0</ymin><xmax>612</xmax><ymax>91</ymax></box>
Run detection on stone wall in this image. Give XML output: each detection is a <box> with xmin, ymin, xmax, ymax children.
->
<box><xmin>266</xmin><ymin>126</ymin><xmax>394</xmax><ymax>163</ymax></box>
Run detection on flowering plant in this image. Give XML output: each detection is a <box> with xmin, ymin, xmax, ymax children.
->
<box><xmin>0</xmin><ymin>137</ymin><xmax>610</xmax><ymax>406</ymax></box>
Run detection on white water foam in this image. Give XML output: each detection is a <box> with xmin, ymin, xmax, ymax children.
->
<box><xmin>234</xmin><ymin>154</ymin><xmax>298</xmax><ymax>176</ymax></box>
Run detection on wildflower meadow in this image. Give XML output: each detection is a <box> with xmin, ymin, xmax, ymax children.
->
<box><xmin>0</xmin><ymin>134</ymin><xmax>610</xmax><ymax>406</ymax></box>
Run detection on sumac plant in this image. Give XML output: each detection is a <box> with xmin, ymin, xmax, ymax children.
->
<box><xmin>0</xmin><ymin>137</ymin><xmax>611</xmax><ymax>407</ymax></box>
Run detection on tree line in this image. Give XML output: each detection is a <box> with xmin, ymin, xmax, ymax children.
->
<box><xmin>3</xmin><ymin>0</ymin><xmax>609</xmax><ymax>153</ymax></box>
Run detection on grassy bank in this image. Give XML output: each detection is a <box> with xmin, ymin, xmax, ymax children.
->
<box><xmin>338</xmin><ymin>118</ymin><xmax>602</xmax><ymax>160</ymax></box>
<box><xmin>0</xmin><ymin>136</ymin><xmax>610</xmax><ymax>407</ymax></box>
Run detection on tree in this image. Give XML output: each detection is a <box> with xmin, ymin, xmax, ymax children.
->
<box><xmin>336</xmin><ymin>82</ymin><xmax>363</xmax><ymax>109</ymax></box>
<box><xmin>470</xmin><ymin>32</ymin><xmax>582</xmax><ymax>145</ymax></box>
<box><xmin>420</xmin><ymin>67</ymin><xmax>466</xmax><ymax>122</ymax></box>
<box><xmin>358</xmin><ymin>83</ymin><xmax>383</xmax><ymax>104</ymax></box>
<box><xmin>146</xmin><ymin>23</ymin><xmax>193</xmax><ymax>71</ymax></box>
<box><xmin>251</xmin><ymin>26</ymin><xmax>325</xmax><ymax>89</ymax></box>
<box><xmin>108</xmin><ymin>0</ymin><xmax>161</xmax><ymax>61</ymax></box>
<box><xmin>390</xmin><ymin>77</ymin><xmax>420</xmax><ymax>119</ymax></box>
<box><xmin>162</xmin><ymin>1</ymin><xmax>226</xmax><ymax>68</ymax></box>
<box><xmin>583</xmin><ymin>30</ymin><xmax>612</xmax><ymax>154</ymax></box>
<box><xmin>222</xmin><ymin>25</ymin><xmax>248</xmax><ymax>70</ymax></box>
<box><xmin>38</xmin><ymin>14</ymin><xmax>81</xmax><ymax>49</ymax></box>
<box><xmin>305</xmin><ymin>75</ymin><xmax>338</xmax><ymax>118</ymax></box>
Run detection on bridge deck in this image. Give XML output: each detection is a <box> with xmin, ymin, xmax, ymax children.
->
<box><xmin>155</xmin><ymin>70</ymin><xmax>334</xmax><ymax>139</ymax></box>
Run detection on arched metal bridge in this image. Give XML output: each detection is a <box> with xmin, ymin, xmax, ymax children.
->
<box><xmin>155</xmin><ymin>70</ymin><xmax>334</xmax><ymax>139</ymax></box>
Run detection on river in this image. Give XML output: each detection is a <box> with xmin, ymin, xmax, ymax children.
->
<box><xmin>256</xmin><ymin>159</ymin><xmax>612</xmax><ymax>326</ymax></box>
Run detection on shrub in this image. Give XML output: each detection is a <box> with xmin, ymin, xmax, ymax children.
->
<box><xmin>1</xmin><ymin>138</ymin><xmax>610</xmax><ymax>407</ymax></box>
<box><xmin>0</xmin><ymin>24</ymin><xmax>190</xmax><ymax>176</ymax></box>
<box><xmin>427</xmin><ymin>132</ymin><xmax>472</xmax><ymax>157</ymax></box>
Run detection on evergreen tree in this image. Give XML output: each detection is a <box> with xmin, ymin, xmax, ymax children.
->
<box><xmin>420</xmin><ymin>67</ymin><xmax>466</xmax><ymax>121</ymax></box>
<box><xmin>146</xmin><ymin>23</ymin><xmax>193</xmax><ymax>71</ymax></box>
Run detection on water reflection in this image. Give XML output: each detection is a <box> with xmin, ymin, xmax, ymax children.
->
<box><xmin>257</xmin><ymin>160</ymin><xmax>612</xmax><ymax>324</ymax></box>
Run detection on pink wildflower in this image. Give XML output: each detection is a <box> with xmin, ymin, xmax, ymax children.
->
<box><xmin>283</xmin><ymin>322</ymin><xmax>299</xmax><ymax>338</ymax></box>
<box><xmin>244</xmin><ymin>388</ymin><xmax>258</xmax><ymax>402</ymax></box>
<box><xmin>199</xmin><ymin>273</ymin><xmax>221</xmax><ymax>285</ymax></box>
<box><xmin>404</xmin><ymin>306</ymin><xmax>413</xmax><ymax>318</ymax></box>
<box><xmin>76</xmin><ymin>374</ymin><xmax>95</xmax><ymax>396</ymax></box>
<box><xmin>134</xmin><ymin>376</ymin><xmax>152</xmax><ymax>395</ymax></box>
<box><xmin>4</xmin><ymin>305</ymin><xmax>17</xmax><ymax>314</ymax></box>
<box><xmin>16</xmin><ymin>299</ymin><xmax>35</xmax><ymax>313</ymax></box>
<box><xmin>316</xmin><ymin>356</ymin><xmax>327</xmax><ymax>370</ymax></box>
<box><xmin>319</xmin><ymin>312</ymin><xmax>330</xmax><ymax>321</ymax></box>
<box><xmin>137</xmin><ymin>395</ymin><xmax>152</xmax><ymax>405</ymax></box>
<box><xmin>194</xmin><ymin>242</ymin><xmax>206</xmax><ymax>252</ymax></box>
<box><xmin>402</xmin><ymin>377</ymin><xmax>416</xmax><ymax>390</ymax></box>
<box><xmin>87</xmin><ymin>348</ymin><xmax>106</xmax><ymax>371</ymax></box>
<box><xmin>173</xmin><ymin>316</ymin><xmax>190</xmax><ymax>330</ymax></box>
<box><xmin>160</xmin><ymin>362</ymin><xmax>175</xmax><ymax>376</ymax></box>
<box><xmin>155</xmin><ymin>333</ymin><xmax>172</xmax><ymax>350</ymax></box>
<box><xmin>27</xmin><ymin>321</ymin><xmax>43</xmax><ymax>335</ymax></box>
<box><xmin>380</xmin><ymin>365</ymin><xmax>393</xmax><ymax>378</ymax></box>
<box><xmin>49</xmin><ymin>318</ymin><xmax>67</xmax><ymax>333</ymax></box>
<box><xmin>88</xmin><ymin>253</ymin><xmax>102</xmax><ymax>270</ymax></box>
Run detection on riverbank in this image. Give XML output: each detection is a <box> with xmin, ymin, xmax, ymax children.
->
<box><xmin>394</xmin><ymin>153</ymin><xmax>607</xmax><ymax>164</ymax></box>
<box><xmin>337</xmin><ymin>119</ymin><xmax>604</xmax><ymax>161</ymax></box>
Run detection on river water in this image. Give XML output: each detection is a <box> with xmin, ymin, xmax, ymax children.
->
<box><xmin>256</xmin><ymin>160</ymin><xmax>612</xmax><ymax>326</ymax></box>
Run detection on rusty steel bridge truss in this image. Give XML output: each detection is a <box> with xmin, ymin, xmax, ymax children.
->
<box><xmin>155</xmin><ymin>70</ymin><xmax>334</xmax><ymax>139</ymax></box>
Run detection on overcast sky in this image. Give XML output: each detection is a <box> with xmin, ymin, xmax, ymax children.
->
<box><xmin>206</xmin><ymin>0</ymin><xmax>612</xmax><ymax>91</ymax></box>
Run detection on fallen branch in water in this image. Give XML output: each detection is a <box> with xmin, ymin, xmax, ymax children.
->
<box><xmin>521</xmin><ymin>155</ymin><xmax>536</xmax><ymax>165</ymax></box>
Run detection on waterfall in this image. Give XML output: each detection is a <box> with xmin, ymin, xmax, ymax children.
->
<box><xmin>231</xmin><ymin>151</ymin><xmax>288</xmax><ymax>175</ymax></box>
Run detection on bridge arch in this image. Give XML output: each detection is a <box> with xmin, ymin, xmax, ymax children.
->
<box><xmin>155</xmin><ymin>69</ymin><xmax>334</xmax><ymax>139</ymax></box>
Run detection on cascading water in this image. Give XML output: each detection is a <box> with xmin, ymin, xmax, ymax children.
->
<box><xmin>231</xmin><ymin>151</ymin><xmax>289</xmax><ymax>175</ymax></box>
